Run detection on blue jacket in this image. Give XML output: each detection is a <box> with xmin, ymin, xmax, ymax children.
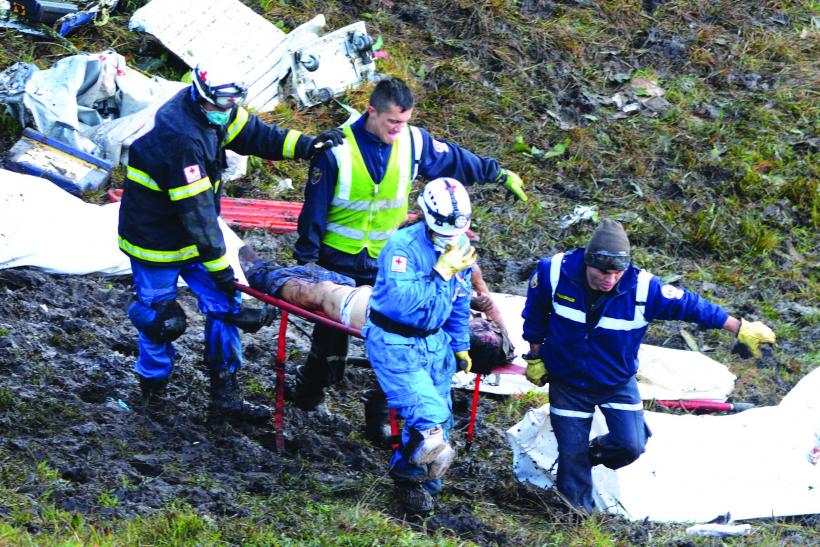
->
<box><xmin>119</xmin><ymin>88</ymin><xmax>313</xmax><ymax>270</ymax></box>
<box><xmin>522</xmin><ymin>249</ymin><xmax>729</xmax><ymax>389</ymax></box>
<box><xmin>294</xmin><ymin>113</ymin><xmax>503</xmax><ymax>281</ymax></box>
<box><xmin>363</xmin><ymin>221</ymin><xmax>472</xmax><ymax>352</ymax></box>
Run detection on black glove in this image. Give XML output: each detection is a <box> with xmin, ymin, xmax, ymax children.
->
<box><xmin>307</xmin><ymin>128</ymin><xmax>344</xmax><ymax>159</ymax></box>
<box><xmin>210</xmin><ymin>266</ymin><xmax>237</xmax><ymax>300</ymax></box>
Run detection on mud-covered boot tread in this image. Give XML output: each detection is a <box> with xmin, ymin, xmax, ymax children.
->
<box><xmin>395</xmin><ymin>483</ymin><xmax>434</xmax><ymax>514</ymax></box>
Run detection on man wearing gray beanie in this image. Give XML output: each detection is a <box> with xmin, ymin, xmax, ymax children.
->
<box><xmin>521</xmin><ymin>218</ymin><xmax>776</xmax><ymax>514</ymax></box>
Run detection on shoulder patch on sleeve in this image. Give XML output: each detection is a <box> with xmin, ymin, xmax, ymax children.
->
<box><xmin>184</xmin><ymin>164</ymin><xmax>203</xmax><ymax>183</ymax></box>
<box><xmin>432</xmin><ymin>139</ymin><xmax>450</xmax><ymax>154</ymax></box>
<box><xmin>309</xmin><ymin>166</ymin><xmax>323</xmax><ymax>185</ymax></box>
<box><xmin>390</xmin><ymin>255</ymin><xmax>407</xmax><ymax>273</ymax></box>
<box><xmin>529</xmin><ymin>271</ymin><xmax>539</xmax><ymax>288</ymax></box>
<box><xmin>661</xmin><ymin>284</ymin><xmax>684</xmax><ymax>300</ymax></box>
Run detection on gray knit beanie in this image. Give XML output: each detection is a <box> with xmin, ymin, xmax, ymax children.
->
<box><xmin>584</xmin><ymin>219</ymin><xmax>631</xmax><ymax>271</ymax></box>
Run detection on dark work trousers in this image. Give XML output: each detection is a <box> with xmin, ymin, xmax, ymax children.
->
<box><xmin>547</xmin><ymin>376</ymin><xmax>651</xmax><ymax>513</ymax></box>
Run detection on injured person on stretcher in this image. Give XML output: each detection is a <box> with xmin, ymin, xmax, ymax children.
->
<box><xmin>237</xmin><ymin>244</ymin><xmax>514</xmax><ymax>376</ymax></box>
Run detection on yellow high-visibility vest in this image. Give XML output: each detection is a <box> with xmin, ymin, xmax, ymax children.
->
<box><xmin>322</xmin><ymin>123</ymin><xmax>422</xmax><ymax>258</ymax></box>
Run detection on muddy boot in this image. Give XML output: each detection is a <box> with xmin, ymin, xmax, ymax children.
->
<box><xmin>363</xmin><ymin>389</ymin><xmax>392</xmax><ymax>448</ymax></box>
<box><xmin>589</xmin><ymin>437</ymin><xmax>604</xmax><ymax>467</ymax></box>
<box><xmin>138</xmin><ymin>374</ymin><xmax>169</xmax><ymax>402</ymax></box>
<box><xmin>208</xmin><ymin>368</ymin><xmax>271</xmax><ymax>425</ymax></box>
<box><xmin>284</xmin><ymin>364</ymin><xmax>327</xmax><ymax>411</ymax></box>
<box><xmin>221</xmin><ymin>305</ymin><xmax>276</xmax><ymax>333</ymax></box>
<box><xmin>286</xmin><ymin>322</ymin><xmax>348</xmax><ymax>411</ymax></box>
<box><xmin>395</xmin><ymin>482</ymin><xmax>434</xmax><ymax>515</ymax></box>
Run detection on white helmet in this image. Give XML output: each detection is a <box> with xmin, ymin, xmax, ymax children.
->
<box><xmin>417</xmin><ymin>177</ymin><xmax>472</xmax><ymax>236</ymax></box>
<box><xmin>192</xmin><ymin>64</ymin><xmax>248</xmax><ymax>109</ymax></box>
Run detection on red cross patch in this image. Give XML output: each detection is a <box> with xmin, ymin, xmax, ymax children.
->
<box><xmin>184</xmin><ymin>164</ymin><xmax>202</xmax><ymax>183</ymax></box>
<box><xmin>390</xmin><ymin>255</ymin><xmax>407</xmax><ymax>273</ymax></box>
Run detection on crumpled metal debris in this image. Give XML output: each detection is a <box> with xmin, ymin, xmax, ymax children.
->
<box><xmin>685</xmin><ymin>523</ymin><xmax>752</xmax><ymax>537</ymax></box>
<box><xmin>557</xmin><ymin>205</ymin><xmax>599</xmax><ymax>229</ymax></box>
<box><xmin>611</xmin><ymin>76</ymin><xmax>672</xmax><ymax>118</ymax></box>
<box><xmin>129</xmin><ymin>0</ymin><xmax>377</xmax><ymax>110</ymax></box>
<box><xmin>0</xmin><ymin>0</ymin><xmax>118</xmax><ymax>36</ymax></box>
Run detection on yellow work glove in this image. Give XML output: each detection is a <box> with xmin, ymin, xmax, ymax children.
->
<box><xmin>498</xmin><ymin>169</ymin><xmax>528</xmax><ymax>202</ymax></box>
<box><xmin>455</xmin><ymin>350</ymin><xmax>472</xmax><ymax>373</ymax></box>
<box><xmin>737</xmin><ymin>319</ymin><xmax>776</xmax><ymax>358</ymax></box>
<box><xmin>433</xmin><ymin>238</ymin><xmax>476</xmax><ymax>281</ymax></box>
<box><xmin>523</xmin><ymin>353</ymin><xmax>548</xmax><ymax>386</ymax></box>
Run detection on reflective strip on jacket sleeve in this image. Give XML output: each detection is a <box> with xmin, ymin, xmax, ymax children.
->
<box><xmin>168</xmin><ymin>177</ymin><xmax>212</xmax><ymax>201</ymax></box>
<box><xmin>126</xmin><ymin>166</ymin><xmax>161</xmax><ymax>192</ymax></box>
<box><xmin>202</xmin><ymin>253</ymin><xmax>230</xmax><ymax>272</ymax></box>
<box><xmin>282</xmin><ymin>130</ymin><xmax>302</xmax><ymax>159</ymax></box>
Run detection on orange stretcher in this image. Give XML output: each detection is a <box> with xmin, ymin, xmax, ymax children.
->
<box><xmin>108</xmin><ymin>191</ymin><xmax>469</xmax><ymax>239</ymax></box>
<box><xmin>108</xmin><ymin>189</ymin><xmax>303</xmax><ymax>233</ymax></box>
<box><xmin>235</xmin><ymin>282</ymin><xmax>525</xmax><ymax>453</ymax></box>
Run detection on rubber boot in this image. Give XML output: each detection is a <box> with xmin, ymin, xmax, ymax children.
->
<box><xmin>138</xmin><ymin>374</ymin><xmax>169</xmax><ymax>402</ymax></box>
<box><xmin>589</xmin><ymin>437</ymin><xmax>604</xmax><ymax>467</ymax></box>
<box><xmin>208</xmin><ymin>368</ymin><xmax>271</xmax><ymax>424</ymax></box>
<box><xmin>285</xmin><ymin>363</ymin><xmax>327</xmax><ymax>411</ymax></box>
<box><xmin>221</xmin><ymin>305</ymin><xmax>276</xmax><ymax>333</ymax></box>
<box><xmin>285</xmin><ymin>323</ymin><xmax>348</xmax><ymax>411</ymax></box>
<box><xmin>395</xmin><ymin>481</ymin><xmax>434</xmax><ymax>515</ymax></box>
<box><xmin>363</xmin><ymin>389</ymin><xmax>392</xmax><ymax>448</ymax></box>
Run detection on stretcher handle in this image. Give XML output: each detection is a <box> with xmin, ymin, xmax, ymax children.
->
<box><xmin>274</xmin><ymin>310</ymin><xmax>288</xmax><ymax>452</ymax></box>
<box><xmin>466</xmin><ymin>373</ymin><xmax>482</xmax><ymax>450</ymax></box>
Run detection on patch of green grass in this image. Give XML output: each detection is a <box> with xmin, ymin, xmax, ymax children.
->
<box><xmin>0</xmin><ymin>493</ymin><xmax>474</xmax><ymax>546</ymax></box>
<box><xmin>0</xmin><ymin>386</ymin><xmax>16</xmax><ymax>412</ymax></box>
<box><xmin>35</xmin><ymin>461</ymin><xmax>59</xmax><ymax>482</ymax></box>
<box><xmin>98</xmin><ymin>490</ymin><xmax>119</xmax><ymax>509</ymax></box>
<box><xmin>488</xmin><ymin>391</ymin><xmax>549</xmax><ymax>424</ymax></box>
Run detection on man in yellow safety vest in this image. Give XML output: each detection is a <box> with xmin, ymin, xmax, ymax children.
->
<box><xmin>290</xmin><ymin>77</ymin><xmax>527</xmax><ymax>444</ymax></box>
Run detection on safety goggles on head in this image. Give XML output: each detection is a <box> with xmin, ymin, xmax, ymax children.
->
<box><xmin>193</xmin><ymin>65</ymin><xmax>248</xmax><ymax>110</ymax></box>
<box><xmin>208</xmin><ymin>82</ymin><xmax>248</xmax><ymax>109</ymax></box>
<box><xmin>585</xmin><ymin>250</ymin><xmax>630</xmax><ymax>272</ymax></box>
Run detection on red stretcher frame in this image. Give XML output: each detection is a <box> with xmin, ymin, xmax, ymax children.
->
<box><xmin>235</xmin><ymin>282</ymin><xmax>525</xmax><ymax>453</ymax></box>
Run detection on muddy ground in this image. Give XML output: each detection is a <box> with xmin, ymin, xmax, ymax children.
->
<box><xmin>0</xmin><ymin>230</ymin><xmax>816</xmax><ymax>544</ymax></box>
<box><xmin>0</xmin><ymin>236</ymin><xmax>552</xmax><ymax>545</ymax></box>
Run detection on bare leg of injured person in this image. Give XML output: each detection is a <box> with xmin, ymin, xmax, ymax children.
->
<box><xmin>239</xmin><ymin>244</ymin><xmax>371</xmax><ymax>329</ymax></box>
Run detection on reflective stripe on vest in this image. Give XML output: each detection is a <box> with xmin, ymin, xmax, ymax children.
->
<box><xmin>322</xmin><ymin>124</ymin><xmax>420</xmax><ymax>258</ymax></box>
<box><xmin>549</xmin><ymin>252</ymin><xmax>652</xmax><ymax>331</ymax></box>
